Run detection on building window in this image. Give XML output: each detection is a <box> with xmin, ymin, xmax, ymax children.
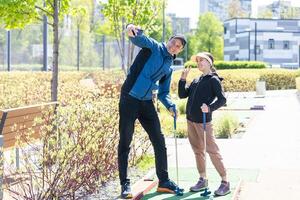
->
<box><xmin>283</xmin><ymin>41</ymin><xmax>289</xmax><ymax>49</ymax></box>
<box><xmin>224</xmin><ymin>27</ymin><xmax>227</xmax><ymax>34</ymax></box>
<box><xmin>268</xmin><ymin>39</ymin><xmax>275</xmax><ymax>49</ymax></box>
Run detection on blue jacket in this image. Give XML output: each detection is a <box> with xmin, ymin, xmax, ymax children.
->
<box><xmin>121</xmin><ymin>31</ymin><xmax>175</xmax><ymax>109</ymax></box>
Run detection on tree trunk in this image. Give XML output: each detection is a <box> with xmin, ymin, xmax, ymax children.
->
<box><xmin>51</xmin><ymin>0</ymin><xmax>59</xmax><ymax>101</ymax></box>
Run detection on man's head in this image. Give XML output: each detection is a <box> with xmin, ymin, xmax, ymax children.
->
<box><xmin>166</xmin><ymin>34</ymin><xmax>186</xmax><ymax>55</ymax></box>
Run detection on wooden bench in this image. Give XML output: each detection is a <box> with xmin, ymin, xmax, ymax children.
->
<box><xmin>0</xmin><ymin>102</ymin><xmax>58</xmax><ymax>198</ymax></box>
<box><xmin>0</xmin><ymin>102</ymin><xmax>58</xmax><ymax>149</ymax></box>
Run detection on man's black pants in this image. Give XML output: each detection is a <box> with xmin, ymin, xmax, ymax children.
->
<box><xmin>118</xmin><ymin>92</ymin><xmax>169</xmax><ymax>185</ymax></box>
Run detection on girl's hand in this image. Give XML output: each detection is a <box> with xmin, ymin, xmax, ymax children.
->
<box><xmin>181</xmin><ymin>66</ymin><xmax>191</xmax><ymax>80</ymax></box>
<box><xmin>201</xmin><ymin>103</ymin><xmax>209</xmax><ymax>113</ymax></box>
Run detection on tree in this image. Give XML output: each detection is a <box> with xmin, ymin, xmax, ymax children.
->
<box><xmin>193</xmin><ymin>12</ymin><xmax>223</xmax><ymax>60</ymax></box>
<box><xmin>61</xmin><ymin>0</ymin><xmax>101</xmax><ymax>69</ymax></box>
<box><xmin>99</xmin><ymin>0</ymin><xmax>164</xmax><ymax>74</ymax></box>
<box><xmin>0</xmin><ymin>0</ymin><xmax>74</xmax><ymax>101</ymax></box>
<box><xmin>227</xmin><ymin>0</ymin><xmax>248</xmax><ymax>18</ymax></box>
<box><xmin>185</xmin><ymin>32</ymin><xmax>198</xmax><ymax>60</ymax></box>
<box><xmin>148</xmin><ymin>13</ymin><xmax>173</xmax><ymax>43</ymax></box>
<box><xmin>281</xmin><ymin>7</ymin><xmax>300</xmax><ymax>19</ymax></box>
<box><xmin>257</xmin><ymin>9</ymin><xmax>273</xmax><ymax>19</ymax></box>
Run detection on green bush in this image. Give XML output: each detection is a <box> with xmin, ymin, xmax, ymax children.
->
<box><xmin>219</xmin><ymin>70</ymin><xmax>259</xmax><ymax>92</ymax></box>
<box><xmin>184</xmin><ymin>60</ymin><xmax>197</xmax><ymax>68</ymax></box>
<box><xmin>183</xmin><ymin>61</ymin><xmax>267</xmax><ymax>69</ymax></box>
<box><xmin>160</xmin><ymin>111</ymin><xmax>188</xmax><ymax>138</ymax></box>
<box><xmin>136</xmin><ymin>154</ymin><xmax>155</xmax><ymax>171</ymax></box>
<box><xmin>175</xmin><ymin>122</ymin><xmax>188</xmax><ymax>138</ymax></box>
<box><xmin>258</xmin><ymin>70</ymin><xmax>297</xmax><ymax>90</ymax></box>
<box><xmin>0</xmin><ymin>71</ymin><xmax>151</xmax><ymax>198</ymax></box>
<box><xmin>214</xmin><ymin>61</ymin><xmax>267</xmax><ymax>69</ymax></box>
<box><xmin>214</xmin><ymin>112</ymin><xmax>239</xmax><ymax>138</ymax></box>
<box><xmin>177</xmin><ymin>99</ymin><xmax>187</xmax><ymax>115</ymax></box>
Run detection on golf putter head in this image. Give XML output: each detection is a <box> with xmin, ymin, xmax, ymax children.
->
<box><xmin>200</xmin><ymin>188</ymin><xmax>212</xmax><ymax>197</ymax></box>
<box><xmin>175</xmin><ymin>187</ymin><xmax>184</xmax><ymax>196</ymax></box>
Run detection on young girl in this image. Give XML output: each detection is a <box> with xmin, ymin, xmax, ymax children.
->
<box><xmin>178</xmin><ymin>52</ymin><xmax>230</xmax><ymax>196</ymax></box>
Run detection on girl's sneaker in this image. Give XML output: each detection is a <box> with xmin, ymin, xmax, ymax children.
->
<box><xmin>190</xmin><ymin>177</ymin><xmax>208</xmax><ymax>192</ymax></box>
<box><xmin>214</xmin><ymin>181</ymin><xmax>230</xmax><ymax>196</ymax></box>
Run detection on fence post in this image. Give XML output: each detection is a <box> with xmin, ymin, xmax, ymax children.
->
<box><xmin>77</xmin><ymin>25</ymin><xmax>80</xmax><ymax>71</ymax></box>
<box><xmin>7</xmin><ymin>30</ymin><xmax>11</xmax><ymax>72</ymax></box>
<box><xmin>43</xmin><ymin>13</ymin><xmax>48</xmax><ymax>71</ymax></box>
<box><xmin>102</xmin><ymin>35</ymin><xmax>105</xmax><ymax>70</ymax></box>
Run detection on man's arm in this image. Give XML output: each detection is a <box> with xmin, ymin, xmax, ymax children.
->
<box><xmin>126</xmin><ymin>24</ymin><xmax>159</xmax><ymax>50</ymax></box>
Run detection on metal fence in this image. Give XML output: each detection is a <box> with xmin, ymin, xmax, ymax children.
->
<box><xmin>0</xmin><ymin>23</ymin><xmax>133</xmax><ymax>71</ymax></box>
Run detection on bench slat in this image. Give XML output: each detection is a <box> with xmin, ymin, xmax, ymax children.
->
<box><xmin>2</xmin><ymin>102</ymin><xmax>57</xmax><ymax>119</ymax></box>
<box><xmin>2</xmin><ymin>121</ymin><xmax>42</xmax><ymax>135</ymax></box>
<box><xmin>3</xmin><ymin>126</ymin><xmax>41</xmax><ymax>141</ymax></box>
<box><xmin>6</xmin><ymin>107</ymin><xmax>42</xmax><ymax>119</ymax></box>
<box><xmin>4</xmin><ymin>130</ymin><xmax>41</xmax><ymax>149</ymax></box>
<box><xmin>3</xmin><ymin>112</ymin><xmax>42</xmax><ymax>127</ymax></box>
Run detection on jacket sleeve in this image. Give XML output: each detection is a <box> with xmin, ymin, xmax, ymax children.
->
<box><xmin>129</xmin><ymin>31</ymin><xmax>159</xmax><ymax>50</ymax></box>
<box><xmin>209</xmin><ymin>77</ymin><xmax>226</xmax><ymax>112</ymax></box>
<box><xmin>178</xmin><ymin>79</ymin><xmax>190</xmax><ymax>98</ymax></box>
<box><xmin>158</xmin><ymin>72</ymin><xmax>175</xmax><ymax>109</ymax></box>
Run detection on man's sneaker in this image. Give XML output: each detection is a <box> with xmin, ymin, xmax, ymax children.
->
<box><xmin>121</xmin><ymin>181</ymin><xmax>133</xmax><ymax>199</ymax></box>
<box><xmin>190</xmin><ymin>177</ymin><xmax>208</xmax><ymax>192</ymax></box>
<box><xmin>157</xmin><ymin>179</ymin><xmax>184</xmax><ymax>194</ymax></box>
<box><xmin>214</xmin><ymin>181</ymin><xmax>230</xmax><ymax>196</ymax></box>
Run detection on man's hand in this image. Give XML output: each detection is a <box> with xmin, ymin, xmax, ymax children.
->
<box><xmin>201</xmin><ymin>103</ymin><xmax>209</xmax><ymax>113</ymax></box>
<box><xmin>169</xmin><ymin>106</ymin><xmax>178</xmax><ymax>119</ymax></box>
<box><xmin>127</xmin><ymin>24</ymin><xmax>139</xmax><ymax>37</ymax></box>
<box><xmin>181</xmin><ymin>66</ymin><xmax>191</xmax><ymax>80</ymax></box>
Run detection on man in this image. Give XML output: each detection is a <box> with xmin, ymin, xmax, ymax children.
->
<box><xmin>118</xmin><ymin>23</ymin><xmax>186</xmax><ymax>199</ymax></box>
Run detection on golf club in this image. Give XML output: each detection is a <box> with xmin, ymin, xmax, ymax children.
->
<box><xmin>200</xmin><ymin>108</ymin><xmax>212</xmax><ymax>197</ymax></box>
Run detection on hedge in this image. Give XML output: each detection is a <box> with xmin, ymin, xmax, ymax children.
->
<box><xmin>172</xmin><ymin>69</ymin><xmax>299</xmax><ymax>92</ymax></box>
<box><xmin>184</xmin><ymin>60</ymin><xmax>267</xmax><ymax>69</ymax></box>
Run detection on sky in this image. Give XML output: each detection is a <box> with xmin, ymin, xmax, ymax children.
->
<box><xmin>166</xmin><ymin>0</ymin><xmax>300</xmax><ymax>28</ymax></box>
